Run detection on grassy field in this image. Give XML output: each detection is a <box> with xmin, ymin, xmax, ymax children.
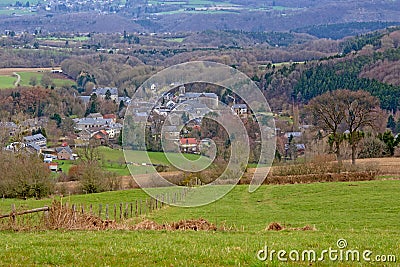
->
<box><xmin>0</xmin><ymin>75</ymin><xmax>16</xmax><ymax>89</ymax></box>
<box><xmin>17</xmin><ymin>71</ymin><xmax>75</xmax><ymax>87</ymax></box>
<box><xmin>165</xmin><ymin>37</ymin><xmax>185</xmax><ymax>43</ymax></box>
<box><xmin>57</xmin><ymin>147</ymin><xmax>210</xmax><ymax>176</ymax></box>
<box><xmin>101</xmin><ymin>147</ymin><xmax>210</xmax><ymax>175</ymax></box>
<box><xmin>0</xmin><ymin>180</ymin><xmax>399</xmax><ymax>266</ymax></box>
<box><xmin>37</xmin><ymin>36</ymin><xmax>89</xmax><ymax>42</ymax></box>
<box><xmin>0</xmin><ymin>70</ymin><xmax>75</xmax><ymax>89</ymax></box>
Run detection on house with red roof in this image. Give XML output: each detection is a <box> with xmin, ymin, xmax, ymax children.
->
<box><xmin>179</xmin><ymin>138</ymin><xmax>199</xmax><ymax>154</ymax></box>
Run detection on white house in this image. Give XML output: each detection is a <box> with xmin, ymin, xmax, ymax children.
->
<box><xmin>232</xmin><ymin>104</ymin><xmax>248</xmax><ymax>116</ymax></box>
<box><xmin>92</xmin><ymin>87</ymin><xmax>118</xmax><ymax>101</ymax></box>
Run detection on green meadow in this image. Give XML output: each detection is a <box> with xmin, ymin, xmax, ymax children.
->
<box><xmin>0</xmin><ymin>75</ymin><xmax>16</xmax><ymax>89</ymax></box>
<box><xmin>0</xmin><ymin>71</ymin><xmax>75</xmax><ymax>89</ymax></box>
<box><xmin>18</xmin><ymin>72</ymin><xmax>75</xmax><ymax>87</ymax></box>
<box><xmin>0</xmin><ymin>180</ymin><xmax>399</xmax><ymax>266</ymax></box>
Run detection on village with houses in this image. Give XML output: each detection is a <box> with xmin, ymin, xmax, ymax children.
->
<box><xmin>0</xmin><ymin>82</ymin><xmax>307</xmax><ymax>176</ymax></box>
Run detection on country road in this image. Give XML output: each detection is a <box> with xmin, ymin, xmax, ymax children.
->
<box><xmin>13</xmin><ymin>72</ymin><xmax>21</xmax><ymax>86</ymax></box>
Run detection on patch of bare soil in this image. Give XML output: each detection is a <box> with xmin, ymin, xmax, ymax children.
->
<box><xmin>266</xmin><ymin>222</ymin><xmax>316</xmax><ymax>231</ymax></box>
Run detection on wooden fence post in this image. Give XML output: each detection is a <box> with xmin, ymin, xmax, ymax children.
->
<box><xmin>72</xmin><ymin>204</ymin><xmax>76</xmax><ymax>221</ymax></box>
<box><xmin>99</xmin><ymin>204</ymin><xmax>102</xmax><ymax>218</ymax></box>
<box><xmin>149</xmin><ymin>197</ymin><xmax>153</xmax><ymax>214</ymax></box>
<box><xmin>114</xmin><ymin>204</ymin><xmax>117</xmax><ymax>220</ymax></box>
<box><xmin>149</xmin><ymin>197</ymin><xmax>154</xmax><ymax>214</ymax></box>
<box><xmin>11</xmin><ymin>204</ymin><xmax>16</xmax><ymax>224</ymax></box>
<box><xmin>105</xmin><ymin>204</ymin><xmax>109</xmax><ymax>220</ymax></box>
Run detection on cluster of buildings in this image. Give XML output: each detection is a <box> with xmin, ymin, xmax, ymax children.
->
<box><xmin>130</xmin><ymin>85</ymin><xmax>250</xmax><ymax>154</ymax></box>
<box><xmin>73</xmin><ymin>112</ymin><xmax>123</xmax><ymax>146</ymax></box>
<box><xmin>78</xmin><ymin>87</ymin><xmax>131</xmax><ymax>106</ymax></box>
<box><xmin>1</xmin><ymin>108</ymin><xmax>124</xmax><ymax>171</ymax></box>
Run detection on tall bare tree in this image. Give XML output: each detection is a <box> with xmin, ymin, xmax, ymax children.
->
<box><xmin>341</xmin><ymin>90</ymin><xmax>380</xmax><ymax>164</ymax></box>
<box><xmin>307</xmin><ymin>90</ymin><xmax>347</xmax><ymax>165</ymax></box>
<box><xmin>307</xmin><ymin>89</ymin><xmax>379</xmax><ymax>165</ymax></box>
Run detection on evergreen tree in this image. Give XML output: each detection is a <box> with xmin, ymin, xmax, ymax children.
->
<box><xmin>387</xmin><ymin>115</ymin><xmax>396</xmax><ymax>132</ymax></box>
<box><xmin>105</xmin><ymin>89</ymin><xmax>111</xmax><ymax>100</ymax></box>
<box><xmin>378</xmin><ymin>130</ymin><xmax>400</xmax><ymax>156</ymax></box>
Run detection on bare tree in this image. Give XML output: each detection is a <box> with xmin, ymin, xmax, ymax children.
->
<box><xmin>307</xmin><ymin>90</ymin><xmax>347</xmax><ymax>165</ymax></box>
<box><xmin>308</xmin><ymin>90</ymin><xmax>380</xmax><ymax>165</ymax></box>
<box><xmin>79</xmin><ymin>139</ymin><xmax>102</xmax><ymax>163</ymax></box>
<box><xmin>342</xmin><ymin>90</ymin><xmax>380</xmax><ymax>164</ymax></box>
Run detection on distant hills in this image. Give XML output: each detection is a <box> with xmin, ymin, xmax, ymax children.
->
<box><xmin>0</xmin><ymin>0</ymin><xmax>400</xmax><ymax>36</ymax></box>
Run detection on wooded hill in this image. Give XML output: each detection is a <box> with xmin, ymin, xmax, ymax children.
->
<box><xmin>261</xmin><ymin>28</ymin><xmax>400</xmax><ymax>112</ymax></box>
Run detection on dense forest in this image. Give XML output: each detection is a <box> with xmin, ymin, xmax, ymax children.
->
<box><xmin>261</xmin><ymin>28</ymin><xmax>400</xmax><ymax>112</ymax></box>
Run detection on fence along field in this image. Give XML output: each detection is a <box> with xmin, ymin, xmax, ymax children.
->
<box><xmin>0</xmin><ymin>187</ymin><xmax>191</xmax><ymax>230</ymax></box>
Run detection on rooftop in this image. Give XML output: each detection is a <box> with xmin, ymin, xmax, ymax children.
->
<box><xmin>93</xmin><ymin>87</ymin><xmax>118</xmax><ymax>96</ymax></box>
<box><xmin>23</xmin><ymin>134</ymin><xmax>46</xmax><ymax>143</ymax></box>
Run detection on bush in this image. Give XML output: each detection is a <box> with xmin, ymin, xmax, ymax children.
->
<box><xmin>0</xmin><ymin>152</ymin><xmax>54</xmax><ymax>199</ymax></box>
<box><xmin>73</xmin><ymin>161</ymin><xmax>120</xmax><ymax>194</ymax></box>
<box><xmin>358</xmin><ymin>137</ymin><xmax>386</xmax><ymax>158</ymax></box>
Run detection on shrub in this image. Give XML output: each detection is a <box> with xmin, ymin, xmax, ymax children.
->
<box><xmin>73</xmin><ymin>161</ymin><xmax>120</xmax><ymax>194</ymax></box>
<box><xmin>0</xmin><ymin>151</ymin><xmax>54</xmax><ymax>199</ymax></box>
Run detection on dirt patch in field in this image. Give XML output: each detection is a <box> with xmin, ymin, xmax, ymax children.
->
<box><xmin>131</xmin><ymin>218</ymin><xmax>217</xmax><ymax>231</ymax></box>
<box><xmin>266</xmin><ymin>222</ymin><xmax>316</xmax><ymax>231</ymax></box>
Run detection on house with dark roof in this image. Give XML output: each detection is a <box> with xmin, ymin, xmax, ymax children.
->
<box><xmin>23</xmin><ymin>133</ymin><xmax>47</xmax><ymax>148</ymax></box>
<box><xmin>55</xmin><ymin>146</ymin><xmax>74</xmax><ymax>160</ymax></box>
<box><xmin>73</xmin><ymin>117</ymin><xmax>113</xmax><ymax>131</ymax></box>
<box><xmin>26</xmin><ymin>143</ymin><xmax>42</xmax><ymax>154</ymax></box>
<box><xmin>179</xmin><ymin>92</ymin><xmax>218</xmax><ymax>108</ymax></box>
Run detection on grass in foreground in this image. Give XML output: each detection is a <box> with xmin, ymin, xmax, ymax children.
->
<box><xmin>0</xmin><ymin>180</ymin><xmax>399</xmax><ymax>266</ymax></box>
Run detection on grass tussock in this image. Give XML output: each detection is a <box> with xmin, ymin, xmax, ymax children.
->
<box><xmin>266</xmin><ymin>222</ymin><xmax>316</xmax><ymax>231</ymax></box>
